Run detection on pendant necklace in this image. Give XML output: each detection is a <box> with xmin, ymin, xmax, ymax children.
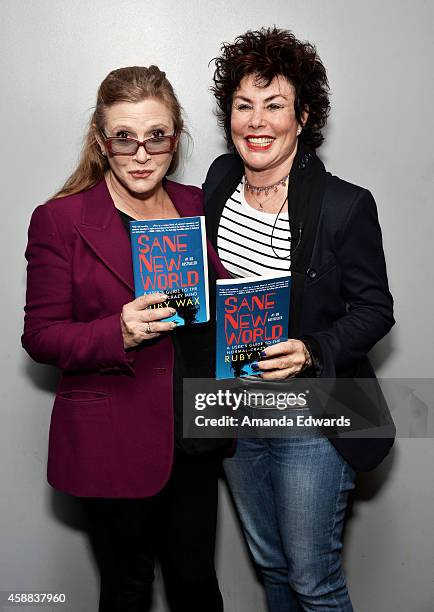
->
<box><xmin>244</xmin><ymin>173</ymin><xmax>289</xmax><ymax>204</ymax></box>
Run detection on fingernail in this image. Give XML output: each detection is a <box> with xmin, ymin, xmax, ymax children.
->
<box><xmin>260</xmin><ymin>351</ymin><xmax>267</xmax><ymax>358</ymax></box>
<box><xmin>169</xmin><ymin>308</ymin><xmax>176</xmax><ymax>315</ymax></box>
<box><xmin>251</xmin><ymin>362</ymin><xmax>260</xmax><ymax>371</ymax></box>
<box><xmin>171</xmin><ymin>321</ymin><xmax>178</xmax><ymax>327</ymax></box>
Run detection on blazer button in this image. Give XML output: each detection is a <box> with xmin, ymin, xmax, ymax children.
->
<box><xmin>307</xmin><ymin>268</ymin><xmax>317</xmax><ymax>279</ymax></box>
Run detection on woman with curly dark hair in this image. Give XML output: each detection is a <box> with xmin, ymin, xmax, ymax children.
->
<box><xmin>203</xmin><ymin>27</ymin><xmax>395</xmax><ymax>610</ymax></box>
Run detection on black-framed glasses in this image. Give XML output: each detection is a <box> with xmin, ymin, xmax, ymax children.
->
<box><xmin>102</xmin><ymin>132</ymin><xmax>177</xmax><ymax>156</ymax></box>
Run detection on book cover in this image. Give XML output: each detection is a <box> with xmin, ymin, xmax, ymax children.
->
<box><xmin>216</xmin><ymin>273</ymin><xmax>291</xmax><ymax>379</ymax></box>
<box><xmin>130</xmin><ymin>216</ymin><xmax>209</xmax><ymax>326</ymax></box>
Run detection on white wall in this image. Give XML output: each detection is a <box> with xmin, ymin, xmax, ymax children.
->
<box><xmin>1</xmin><ymin>1</ymin><xmax>433</xmax><ymax>610</ymax></box>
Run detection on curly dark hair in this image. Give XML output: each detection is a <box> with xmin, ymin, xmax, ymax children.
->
<box><xmin>211</xmin><ymin>27</ymin><xmax>330</xmax><ymax>149</ymax></box>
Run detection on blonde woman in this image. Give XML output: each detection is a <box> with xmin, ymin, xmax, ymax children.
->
<box><xmin>23</xmin><ymin>66</ymin><xmax>227</xmax><ymax>612</ymax></box>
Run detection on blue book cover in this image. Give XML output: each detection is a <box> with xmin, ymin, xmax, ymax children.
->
<box><xmin>216</xmin><ymin>273</ymin><xmax>291</xmax><ymax>379</ymax></box>
<box><xmin>130</xmin><ymin>216</ymin><xmax>209</xmax><ymax>326</ymax></box>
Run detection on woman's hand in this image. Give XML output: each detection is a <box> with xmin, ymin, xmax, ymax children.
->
<box><xmin>253</xmin><ymin>340</ymin><xmax>312</xmax><ymax>380</ymax></box>
<box><xmin>121</xmin><ymin>293</ymin><xmax>177</xmax><ymax>349</ymax></box>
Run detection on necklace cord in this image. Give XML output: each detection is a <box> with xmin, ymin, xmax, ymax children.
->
<box><xmin>270</xmin><ymin>186</ymin><xmax>303</xmax><ymax>259</ymax></box>
<box><xmin>243</xmin><ymin>175</ymin><xmax>303</xmax><ymax>261</ymax></box>
<box><xmin>270</xmin><ymin>194</ymin><xmax>291</xmax><ymax>260</ymax></box>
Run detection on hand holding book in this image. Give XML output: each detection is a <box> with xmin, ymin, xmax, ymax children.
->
<box><xmin>120</xmin><ymin>293</ymin><xmax>178</xmax><ymax>349</ymax></box>
<box><xmin>216</xmin><ymin>274</ymin><xmax>292</xmax><ymax>379</ymax></box>
<box><xmin>251</xmin><ymin>339</ymin><xmax>312</xmax><ymax>380</ymax></box>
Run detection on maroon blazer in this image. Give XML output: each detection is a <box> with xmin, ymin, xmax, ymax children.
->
<box><xmin>22</xmin><ymin>178</ymin><xmax>229</xmax><ymax>498</ymax></box>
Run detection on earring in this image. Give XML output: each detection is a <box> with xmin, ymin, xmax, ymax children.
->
<box><xmin>297</xmin><ymin>126</ymin><xmax>302</xmax><ymax>136</ymax></box>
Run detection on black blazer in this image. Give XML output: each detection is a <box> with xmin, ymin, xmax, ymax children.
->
<box><xmin>203</xmin><ymin>153</ymin><xmax>395</xmax><ymax>471</ymax></box>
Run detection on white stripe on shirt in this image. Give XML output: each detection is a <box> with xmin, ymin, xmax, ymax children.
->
<box><xmin>217</xmin><ymin>180</ymin><xmax>291</xmax><ymax>278</ymax></box>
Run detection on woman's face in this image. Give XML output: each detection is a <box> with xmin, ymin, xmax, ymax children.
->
<box><xmin>98</xmin><ymin>98</ymin><xmax>176</xmax><ymax>197</ymax></box>
<box><xmin>231</xmin><ymin>74</ymin><xmax>307</xmax><ymax>174</ymax></box>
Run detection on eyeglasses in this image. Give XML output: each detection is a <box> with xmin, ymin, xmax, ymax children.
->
<box><xmin>102</xmin><ymin>132</ymin><xmax>177</xmax><ymax>156</ymax></box>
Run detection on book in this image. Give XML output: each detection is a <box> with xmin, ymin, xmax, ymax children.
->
<box><xmin>216</xmin><ymin>273</ymin><xmax>291</xmax><ymax>379</ymax></box>
<box><xmin>130</xmin><ymin>216</ymin><xmax>209</xmax><ymax>326</ymax></box>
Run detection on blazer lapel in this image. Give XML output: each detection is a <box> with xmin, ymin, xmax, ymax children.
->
<box><xmin>204</xmin><ymin>161</ymin><xmax>244</xmax><ymax>249</ymax></box>
<box><xmin>288</xmin><ymin>152</ymin><xmax>326</xmax><ymax>336</ymax></box>
<box><xmin>76</xmin><ymin>178</ymin><xmax>216</xmax><ymax>293</ymax></box>
<box><xmin>76</xmin><ymin>180</ymin><xmax>135</xmax><ymax>291</ymax></box>
<box><xmin>164</xmin><ymin>179</ymin><xmax>203</xmax><ymax>217</ymax></box>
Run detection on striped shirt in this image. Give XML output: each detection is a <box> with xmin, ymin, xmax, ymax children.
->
<box><xmin>217</xmin><ymin>180</ymin><xmax>291</xmax><ymax>278</ymax></box>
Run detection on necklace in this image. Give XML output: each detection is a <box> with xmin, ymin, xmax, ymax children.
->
<box><xmin>244</xmin><ymin>176</ymin><xmax>288</xmax><ymax>212</ymax></box>
<box><xmin>244</xmin><ymin>173</ymin><xmax>289</xmax><ymax>197</ymax></box>
<box><xmin>250</xmin><ymin>188</ymin><xmax>288</xmax><ymax>212</ymax></box>
<box><xmin>243</xmin><ymin>177</ymin><xmax>292</xmax><ymax>259</ymax></box>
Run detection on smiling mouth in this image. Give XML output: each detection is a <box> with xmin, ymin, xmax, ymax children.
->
<box><xmin>245</xmin><ymin>136</ymin><xmax>275</xmax><ymax>150</ymax></box>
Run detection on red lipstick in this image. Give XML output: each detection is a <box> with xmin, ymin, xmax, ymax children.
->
<box><xmin>244</xmin><ymin>135</ymin><xmax>275</xmax><ymax>151</ymax></box>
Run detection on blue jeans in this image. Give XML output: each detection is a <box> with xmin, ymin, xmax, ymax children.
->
<box><xmin>224</xmin><ymin>436</ymin><xmax>355</xmax><ymax>611</ymax></box>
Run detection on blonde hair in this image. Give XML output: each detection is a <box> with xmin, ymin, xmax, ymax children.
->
<box><xmin>55</xmin><ymin>65</ymin><xmax>185</xmax><ymax>198</ymax></box>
